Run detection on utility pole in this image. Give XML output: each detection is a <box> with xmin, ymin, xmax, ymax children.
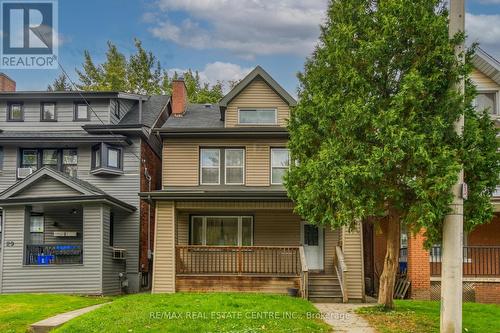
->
<box><xmin>440</xmin><ymin>0</ymin><xmax>464</xmax><ymax>332</ymax></box>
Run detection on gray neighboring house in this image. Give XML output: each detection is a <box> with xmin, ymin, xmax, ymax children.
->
<box><xmin>0</xmin><ymin>86</ymin><xmax>170</xmax><ymax>295</ymax></box>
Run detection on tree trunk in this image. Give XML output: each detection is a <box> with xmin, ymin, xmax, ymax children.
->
<box><xmin>377</xmin><ymin>212</ymin><xmax>400</xmax><ymax>309</ymax></box>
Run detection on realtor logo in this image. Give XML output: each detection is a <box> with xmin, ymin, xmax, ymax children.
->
<box><xmin>1</xmin><ymin>0</ymin><xmax>58</xmax><ymax>69</ymax></box>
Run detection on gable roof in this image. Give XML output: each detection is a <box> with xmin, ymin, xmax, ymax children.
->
<box><xmin>472</xmin><ymin>47</ymin><xmax>500</xmax><ymax>85</ymax></box>
<box><xmin>0</xmin><ymin>167</ymin><xmax>135</xmax><ymax>211</ymax></box>
<box><xmin>219</xmin><ymin>66</ymin><xmax>297</xmax><ymax>107</ymax></box>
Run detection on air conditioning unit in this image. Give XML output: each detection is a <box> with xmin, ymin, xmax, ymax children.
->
<box><xmin>17</xmin><ymin>167</ymin><xmax>33</xmax><ymax>179</ymax></box>
<box><xmin>112</xmin><ymin>248</ymin><xmax>127</xmax><ymax>260</ymax></box>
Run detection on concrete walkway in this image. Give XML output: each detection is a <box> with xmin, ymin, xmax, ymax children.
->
<box><xmin>30</xmin><ymin>303</ymin><xmax>109</xmax><ymax>333</ymax></box>
<box><xmin>314</xmin><ymin>303</ymin><xmax>376</xmax><ymax>333</ymax></box>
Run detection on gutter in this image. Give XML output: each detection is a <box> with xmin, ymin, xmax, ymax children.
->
<box><xmin>139</xmin><ymin>191</ymin><xmax>291</xmax><ymax>201</ymax></box>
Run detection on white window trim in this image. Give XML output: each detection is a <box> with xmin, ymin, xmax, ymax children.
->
<box><xmin>271</xmin><ymin>148</ymin><xmax>290</xmax><ymax>185</ymax></box>
<box><xmin>475</xmin><ymin>90</ymin><xmax>500</xmax><ymax>116</ymax></box>
<box><xmin>190</xmin><ymin>216</ymin><xmax>254</xmax><ymax>246</ymax></box>
<box><xmin>237</xmin><ymin>108</ymin><xmax>278</xmax><ymax>125</ymax></box>
<box><xmin>224</xmin><ymin>148</ymin><xmax>245</xmax><ymax>185</ymax></box>
<box><xmin>200</xmin><ymin>148</ymin><xmax>221</xmax><ymax>185</ymax></box>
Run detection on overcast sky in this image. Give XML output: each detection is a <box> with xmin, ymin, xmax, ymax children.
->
<box><xmin>4</xmin><ymin>0</ymin><xmax>500</xmax><ymax>95</ymax></box>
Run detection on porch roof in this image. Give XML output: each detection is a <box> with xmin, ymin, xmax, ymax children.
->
<box><xmin>0</xmin><ymin>167</ymin><xmax>136</xmax><ymax>212</ymax></box>
<box><xmin>139</xmin><ymin>187</ymin><xmax>290</xmax><ymax>201</ymax></box>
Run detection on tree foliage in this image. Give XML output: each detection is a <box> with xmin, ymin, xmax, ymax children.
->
<box><xmin>285</xmin><ymin>0</ymin><xmax>500</xmax><ymax>307</ymax></box>
<box><xmin>59</xmin><ymin>39</ymin><xmax>223</xmax><ymax>103</ymax></box>
<box><xmin>47</xmin><ymin>73</ymin><xmax>72</xmax><ymax>91</ymax></box>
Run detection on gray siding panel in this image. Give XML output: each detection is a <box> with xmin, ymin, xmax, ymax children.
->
<box><xmin>13</xmin><ymin>176</ymin><xmax>82</xmax><ymax>198</ymax></box>
<box><xmin>0</xmin><ymin>205</ymin><xmax>103</xmax><ymax>294</ymax></box>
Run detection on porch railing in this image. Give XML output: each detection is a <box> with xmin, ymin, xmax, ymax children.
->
<box><xmin>299</xmin><ymin>246</ymin><xmax>309</xmax><ymax>299</ymax></box>
<box><xmin>430</xmin><ymin>246</ymin><xmax>500</xmax><ymax>277</ymax></box>
<box><xmin>25</xmin><ymin>244</ymin><xmax>83</xmax><ymax>265</ymax></box>
<box><xmin>334</xmin><ymin>245</ymin><xmax>349</xmax><ymax>303</ymax></box>
<box><xmin>175</xmin><ymin>246</ymin><xmax>301</xmax><ymax>275</ymax></box>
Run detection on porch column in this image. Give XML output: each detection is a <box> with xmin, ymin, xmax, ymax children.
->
<box><xmin>152</xmin><ymin>201</ymin><xmax>176</xmax><ymax>293</ymax></box>
<box><xmin>407</xmin><ymin>229</ymin><xmax>430</xmax><ymax>300</ymax></box>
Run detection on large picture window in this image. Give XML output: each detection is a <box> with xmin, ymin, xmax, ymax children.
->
<box><xmin>271</xmin><ymin>148</ymin><xmax>290</xmax><ymax>185</ymax></box>
<box><xmin>190</xmin><ymin>216</ymin><xmax>253</xmax><ymax>246</ymax></box>
<box><xmin>238</xmin><ymin>108</ymin><xmax>277</xmax><ymax>125</ymax></box>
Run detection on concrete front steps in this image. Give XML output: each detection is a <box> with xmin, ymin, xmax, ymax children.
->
<box><xmin>308</xmin><ymin>274</ymin><xmax>343</xmax><ymax>303</ymax></box>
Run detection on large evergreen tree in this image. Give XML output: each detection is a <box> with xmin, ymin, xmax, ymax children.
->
<box><xmin>286</xmin><ymin>0</ymin><xmax>499</xmax><ymax>308</ymax></box>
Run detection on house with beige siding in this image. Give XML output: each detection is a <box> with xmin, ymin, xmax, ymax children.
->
<box><xmin>142</xmin><ymin>67</ymin><xmax>366</xmax><ymax>302</ymax></box>
<box><xmin>0</xmin><ymin>87</ymin><xmax>169</xmax><ymax>295</ymax></box>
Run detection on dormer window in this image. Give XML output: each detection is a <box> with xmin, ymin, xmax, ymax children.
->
<box><xmin>238</xmin><ymin>108</ymin><xmax>277</xmax><ymax>125</ymax></box>
<box><xmin>41</xmin><ymin>102</ymin><xmax>56</xmax><ymax>121</ymax></box>
<box><xmin>74</xmin><ymin>102</ymin><xmax>90</xmax><ymax>121</ymax></box>
<box><xmin>475</xmin><ymin>92</ymin><xmax>498</xmax><ymax>115</ymax></box>
<box><xmin>7</xmin><ymin>102</ymin><xmax>23</xmax><ymax>121</ymax></box>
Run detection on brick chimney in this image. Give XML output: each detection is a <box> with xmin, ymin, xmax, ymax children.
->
<box><xmin>172</xmin><ymin>78</ymin><xmax>187</xmax><ymax>117</ymax></box>
<box><xmin>0</xmin><ymin>73</ymin><xmax>15</xmax><ymax>92</ymax></box>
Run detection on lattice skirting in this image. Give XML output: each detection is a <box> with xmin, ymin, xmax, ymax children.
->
<box><xmin>430</xmin><ymin>281</ymin><xmax>476</xmax><ymax>302</ymax></box>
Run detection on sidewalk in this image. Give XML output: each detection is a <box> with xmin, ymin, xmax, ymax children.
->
<box><xmin>314</xmin><ymin>303</ymin><xmax>376</xmax><ymax>333</ymax></box>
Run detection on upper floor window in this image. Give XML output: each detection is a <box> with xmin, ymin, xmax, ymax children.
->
<box><xmin>74</xmin><ymin>102</ymin><xmax>89</xmax><ymax>121</ymax></box>
<box><xmin>475</xmin><ymin>92</ymin><xmax>498</xmax><ymax>115</ymax></box>
<box><xmin>41</xmin><ymin>102</ymin><xmax>56</xmax><ymax>121</ymax></box>
<box><xmin>271</xmin><ymin>148</ymin><xmax>290</xmax><ymax>185</ymax></box>
<box><xmin>200</xmin><ymin>148</ymin><xmax>220</xmax><ymax>185</ymax></box>
<box><xmin>238</xmin><ymin>108</ymin><xmax>277</xmax><ymax>125</ymax></box>
<box><xmin>7</xmin><ymin>102</ymin><xmax>23</xmax><ymax>121</ymax></box>
<box><xmin>20</xmin><ymin>148</ymin><xmax>78</xmax><ymax>177</ymax></box>
<box><xmin>0</xmin><ymin>146</ymin><xmax>4</xmax><ymax>172</ymax></box>
<box><xmin>91</xmin><ymin>143</ymin><xmax>123</xmax><ymax>174</ymax></box>
<box><xmin>200</xmin><ymin>148</ymin><xmax>245</xmax><ymax>185</ymax></box>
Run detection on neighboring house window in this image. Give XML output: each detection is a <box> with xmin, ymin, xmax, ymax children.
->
<box><xmin>74</xmin><ymin>102</ymin><xmax>89</xmax><ymax>121</ymax></box>
<box><xmin>200</xmin><ymin>148</ymin><xmax>221</xmax><ymax>185</ymax></box>
<box><xmin>41</xmin><ymin>102</ymin><xmax>56</xmax><ymax>121</ymax></box>
<box><xmin>225</xmin><ymin>149</ymin><xmax>245</xmax><ymax>185</ymax></box>
<box><xmin>91</xmin><ymin>143</ymin><xmax>123</xmax><ymax>171</ymax></box>
<box><xmin>7</xmin><ymin>102</ymin><xmax>23</xmax><ymax>121</ymax></box>
<box><xmin>20</xmin><ymin>148</ymin><xmax>78</xmax><ymax>177</ymax></box>
<box><xmin>238</xmin><ymin>108</ymin><xmax>277</xmax><ymax>125</ymax></box>
<box><xmin>114</xmin><ymin>100</ymin><xmax>121</xmax><ymax>119</ymax></box>
<box><xmin>29</xmin><ymin>213</ymin><xmax>44</xmax><ymax>244</ymax></box>
<box><xmin>190</xmin><ymin>216</ymin><xmax>253</xmax><ymax>246</ymax></box>
<box><xmin>475</xmin><ymin>92</ymin><xmax>498</xmax><ymax>115</ymax></box>
<box><xmin>271</xmin><ymin>148</ymin><xmax>290</xmax><ymax>185</ymax></box>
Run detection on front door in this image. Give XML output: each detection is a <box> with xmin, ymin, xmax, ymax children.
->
<box><xmin>301</xmin><ymin>222</ymin><xmax>324</xmax><ymax>270</ymax></box>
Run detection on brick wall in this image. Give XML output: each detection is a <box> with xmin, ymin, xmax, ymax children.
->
<box><xmin>468</xmin><ymin>214</ymin><xmax>500</xmax><ymax>246</ymax></box>
<box><xmin>139</xmin><ymin>141</ymin><xmax>162</xmax><ymax>274</ymax></box>
<box><xmin>475</xmin><ymin>282</ymin><xmax>500</xmax><ymax>304</ymax></box>
<box><xmin>0</xmin><ymin>73</ymin><xmax>15</xmax><ymax>91</ymax></box>
<box><xmin>407</xmin><ymin>229</ymin><xmax>430</xmax><ymax>300</ymax></box>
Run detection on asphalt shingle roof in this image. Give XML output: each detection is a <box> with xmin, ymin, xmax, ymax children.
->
<box><xmin>162</xmin><ymin>103</ymin><xmax>223</xmax><ymax>129</ymax></box>
<box><xmin>119</xmin><ymin>95</ymin><xmax>170</xmax><ymax>128</ymax></box>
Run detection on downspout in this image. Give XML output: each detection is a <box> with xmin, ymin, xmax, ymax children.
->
<box><xmin>143</xmin><ymin>160</ymin><xmax>152</xmax><ymax>261</ymax></box>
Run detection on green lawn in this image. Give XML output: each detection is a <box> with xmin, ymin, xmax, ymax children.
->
<box><xmin>54</xmin><ymin>293</ymin><xmax>331</xmax><ymax>333</ymax></box>
<box><xmin>357</xmin><ymin>300</ymin><xmax>500</xmax><ymax>333</ymax></box>
<box><xmin>0</xmin><ymin>294</ymin><xmax>112</xmax><ymax>333</ymax></box>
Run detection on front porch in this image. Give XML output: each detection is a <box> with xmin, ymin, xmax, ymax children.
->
<box><xmin>152</xmin><ymin>200</ymin><xmax>365</xmax><ymax>302</ymax></box>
